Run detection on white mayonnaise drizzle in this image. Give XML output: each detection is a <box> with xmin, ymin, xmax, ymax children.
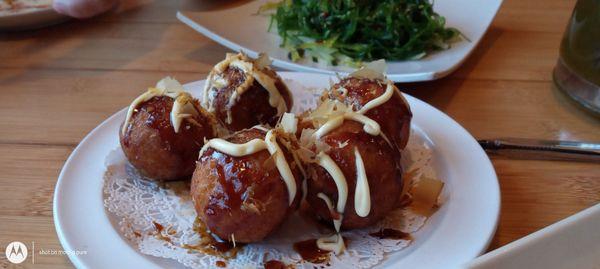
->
<box><xmin>344</xmin><ymin>113</ymin><xmax>380</xmax><ymax>135</ymax></box>
<box><xmin>253</xmin><ymin>68</ymin><xmax>288</xmax><ymax>115</ymax></box>
<box><xmin>199</xmin><ymin>138</ymin><xmax>267</xmax><ymax>157</ymax></box>
<box><xmin>317</xmin><ymin>233</ymin><xmax>345</xmax><ymax>254</ymax></box>
<box><xmin>317</xmin><ymin>193</ymin><xmax>335</xmax><ymax>211</ymax></box>
<box><xmin>199</xmin><ymin>128</ymin><xmax>297</xmax><ymax>206</ymax></box>
<box><xmin>312</xmin><ymin>112</ymin><xmax>380</xmax><ymax>139</ymax></box>
<box><xmin>313</xmin><ymin>115</ymin><xmax>344</xmax><ymax>138</ymax></box>
<box><xmin>202</xmin><ymin>53</ymin><xmax>288</xmax><ymax>123</ymax></box>
<box><xmin>353</xmin><ymin>147</ymin><xmax>371</xmax><ymax>217</ymax></box>
<box><xmin>316</xmin><ymin>152</ymin><xmax>347</xmax><ymax>231</ymax></box>
<box><xmin>122</xmin><ymin>77</ymin><xmax>197</xmax><ymax>136</ymax></box>
<box><xmin>251</xmin><ymin>125</ymin><xmax>270</xmax><ymax>132</ymax></box>
<box><xmin>264</xmin><ymin>130</ymin><xmax>297</xmax><ymax>205</ymax></box>
<box><xmin>316</xmin><ymin>193</ymin><xmax>346</xmax><ymax>254</ymax></box>
<box><xmin>357</xmin><ymin>82</ymin><xmax>395</xmax><ymax>114</ymax></box>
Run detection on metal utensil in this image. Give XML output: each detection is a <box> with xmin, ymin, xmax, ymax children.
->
<box><xmin>478</xmin><ymin>138</ymin><xmax>600</xmax><ymax>162</ymax></box>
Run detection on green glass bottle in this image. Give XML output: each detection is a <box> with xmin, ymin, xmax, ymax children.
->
<box><xmin>553</xmin><ymin>0</ymin><xmax>600</xmax><ymax>114</ymax></box>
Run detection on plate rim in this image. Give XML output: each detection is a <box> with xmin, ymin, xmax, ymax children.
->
<box><xmin>53</xmin><ymin>72</ymin><xmax>500</xmax><ymax>268</ymax></box>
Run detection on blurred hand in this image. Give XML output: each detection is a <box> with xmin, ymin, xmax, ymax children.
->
<box><xmin>53</xmin><ymin>0</ymin><xmax>119</xmax><ymax>19</ymax></box>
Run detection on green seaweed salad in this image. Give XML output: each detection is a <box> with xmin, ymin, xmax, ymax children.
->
<box><xmin>261</xmin><ymin>0</ymin><xmax>462</xmax><ymax>66</ymax></box>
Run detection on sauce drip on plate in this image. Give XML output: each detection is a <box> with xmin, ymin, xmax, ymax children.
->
<box><xmin>293</xmin><ymin>239</ymin><xmax>330</xmax><ymax>264</ymax></box>
<box><xmin>263</xmin><ymin>260</ymin><xmax>287</xmax><ymax>269</ymax></box>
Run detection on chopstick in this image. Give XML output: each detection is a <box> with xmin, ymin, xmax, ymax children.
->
<box><xmin>478</xmin><ymin>138</ymin><xmax>600</xmax><ymax>163</ymax></box>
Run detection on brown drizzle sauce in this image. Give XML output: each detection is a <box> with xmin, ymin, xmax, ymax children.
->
<box><xmin>152</xmin><ymin>221</ymin><xmax>164</xmax><ymax>232</ymax></box>
<box><xmin>215</xmin><ymin>260</ymin><xmax>227</xmax><ymax>268</ymax></box>
<box><xmin>181</xmin><ymin>218</ymin><xmax>244</xmax><ymax>259</ymax></box>
<box><xmin>144</xmin><ymin>96</ymin><xmax>180</xmax><ymax>147</ymax></box>
<box><xmin>152</xmin><ymin>221</ymin><xmax>172</xmax><ymax>243</ymax></box>
<box><xmin>210</xmin><ymin>241</ymin><xmax>236</xmax><ymax>253</ymax></box>
<box><xmin>264</xmin><ymin>260</ymin><xmax>288</xmax><ymax>269</ymax></box>
<box><xmin>293</xmin><ymin>239</ymin><xmax>330</xmax><ymax>264</ymax></box>
<box><xmin>369</xmin><ymin>229</ymin><xmax>412</xmax><ymax>240</ymax></box>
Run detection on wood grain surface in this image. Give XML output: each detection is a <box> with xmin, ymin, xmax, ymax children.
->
<box><xmin>0</xmin><ymin>0</ymin><xmax>599</xmax><ymax>268</ymax></box>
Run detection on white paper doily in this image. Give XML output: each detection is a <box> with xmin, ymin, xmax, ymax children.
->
<box><xmin>103</xmin><ymin>85</ymin><xmax>441</xmax><ymax>268</ymax></box>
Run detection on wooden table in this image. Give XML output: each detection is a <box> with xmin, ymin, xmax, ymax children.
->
<box><xmin>0</xmin><ymin>0</ymin><xmax>598</xmax><ymax>268</ymax></box>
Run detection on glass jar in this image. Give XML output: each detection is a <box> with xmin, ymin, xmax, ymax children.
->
<box><xmin>553</xmin><ymin>0</ymin><xmax>600</xmax><ymax>114</ymax></box>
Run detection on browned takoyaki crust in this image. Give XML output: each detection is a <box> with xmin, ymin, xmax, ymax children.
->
<box><xmin>306</xmin><ymin>121</ymin><xmax>403</xmax><ymax>229</ymax></box>
<box><xmin>120</xmin><ymin>96</ymin><xmax>216</xmax><ymax>181</ymax></box>
<box><xmin>191</xmin><ymin>128</ymin><xmax>302</xmax><ymax>243</ymax></box>
<box><xmin>211</xmin><ymin>66</ymin><xmax>292</xmax><ymax>132</ymax></box>
<box><xmin>330</xmin><ymin>77</ymin><xmax>412</xmax><ymax>151</ymax></box>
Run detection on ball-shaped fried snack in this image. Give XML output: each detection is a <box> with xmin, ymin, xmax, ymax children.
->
<box><xmin>330</xmin><ymin>77</ymin><xmax>412</xmax><ymax>150</ymax></box>
<box><xmin>191</xmin><ymin>128</ymin><xmax>303</xmax><ymax>243</ymax></box>
<box><xmin>120</xmin><ymin>96</ymin><xmax>216</xmax><ymax>181</ymax></box>
<box><xmin>306</xmin><ymin>121</ymin><xmax>403</xmax><ymax>229</ymax></box>
<box><xmin>203</xmin><ymin>54</ymin><xmax>293</xmax><ymax>132</ymax></box>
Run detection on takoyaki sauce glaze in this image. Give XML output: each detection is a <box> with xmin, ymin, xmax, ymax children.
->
<box><xmin>144</xmin><ymin>96</ymin><xmax>186</xmax><ymax>151</ymax></box>
<box><xmin>202</xmin><ymin>149</ymin><xmax>268</xmax><ymax>212</ymax></box>
<box><xmin>200</xmin><ymin>128</ymin><xmax>274</xmax><ymax>214</ymax></box>
<box><xmin>123</xmin><ymin>96</ymin><xmax>205</xmax><ymax>154</ymax></box>
<box><xmin>215</xmin><ymin>260</ymin><xmax>227</xmax><ymax>267</ymax></box>
<box><xmin>122</xmin><ymin>96</ymin><xmax>174</xmax><ymax>147</ymax></box>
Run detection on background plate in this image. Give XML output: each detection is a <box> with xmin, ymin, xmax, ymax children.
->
<box><xmin>467</xmin><ymin>203</ymin><xmax>600</xmax><ymax>269</ymax></box>
<box><xmin>54</xmin><ymin>72</ymin><xmax>500</xmax><ymax>268</ymax></box>
<box><xmin>0</xmin><ymin>6</ymin><xmax>68</xmax><ymax>31</ymax></box>
<box><xmin>177</xmin><ymin>0</ymin><xmax>502</xmax><ymax>82</ymax></box>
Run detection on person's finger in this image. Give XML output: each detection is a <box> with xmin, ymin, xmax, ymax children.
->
<box><xmin>53</xmin><ymin>0</ymin><xmax>118</xmax><ymax>19</ymax></box>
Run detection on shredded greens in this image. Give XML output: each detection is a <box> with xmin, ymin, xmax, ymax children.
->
<box><xmin>262</xmin><ymin>0</ymin><xmax>461</xmax><ymax>66</ymax></box>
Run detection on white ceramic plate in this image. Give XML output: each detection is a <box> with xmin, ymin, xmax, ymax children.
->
<box><xmin>466</xmin><ymin>203</ymin><xmax>600</xmax><ymax>269</ymax></box>
<box><xmin>0</xmin><ymin>5</ymin><xmax>68</xmax><ymax>31</ymax></box>
<box><xmin>54</xmin><ymin>72</ymin><xmax>500</xmax><ymax>268</ymax></box>
<box><xmin>176</xmin><ymin>0</ymin><xmax>502</xmax><ymax>82</ymax></box>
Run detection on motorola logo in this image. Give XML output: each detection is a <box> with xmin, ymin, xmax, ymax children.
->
<box><xmin>5</xmin><ymin>241</ymin><xmax>28</xmax><ymax>264</ymax></box>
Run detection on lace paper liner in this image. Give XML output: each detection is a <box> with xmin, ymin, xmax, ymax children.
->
<box><xmin>103</xmin><ymin>82</ymin><xmax>441</xmax><ymax>268</ymax></box>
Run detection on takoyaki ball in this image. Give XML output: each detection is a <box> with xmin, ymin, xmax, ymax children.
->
<box><xmin>191</xmin><ymin>127</ymin><xmax>302</xmax><ymax>243</ymax></box>
<box><xmin>203</xmin><ymin>53</ymin><xmax>292</xmax><ymax>132</ymax></box>
<box><xmin>120</xmin><ymin>94</ymin><xmax>216</xmax><ymax>181</ymax></box>
<box><xmin>330</xmin><ymin>77</ymin><xmax>412</xmax><ymax>150</ymax></box>
<box><xmin>306</xmin><ymin>121</ymin><xmax>403</xmax><ymax>229</ymax></box>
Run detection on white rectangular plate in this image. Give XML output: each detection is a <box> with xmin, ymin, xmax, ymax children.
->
<box><xmin>177</xmin><ymin>0</ymin><xmax>502</xmax><ymax>82</ymax></box>
<box><xmin>467</xmin><ymin>203</ymin><xmax>600</xmax><ymax>269</ymax></box>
